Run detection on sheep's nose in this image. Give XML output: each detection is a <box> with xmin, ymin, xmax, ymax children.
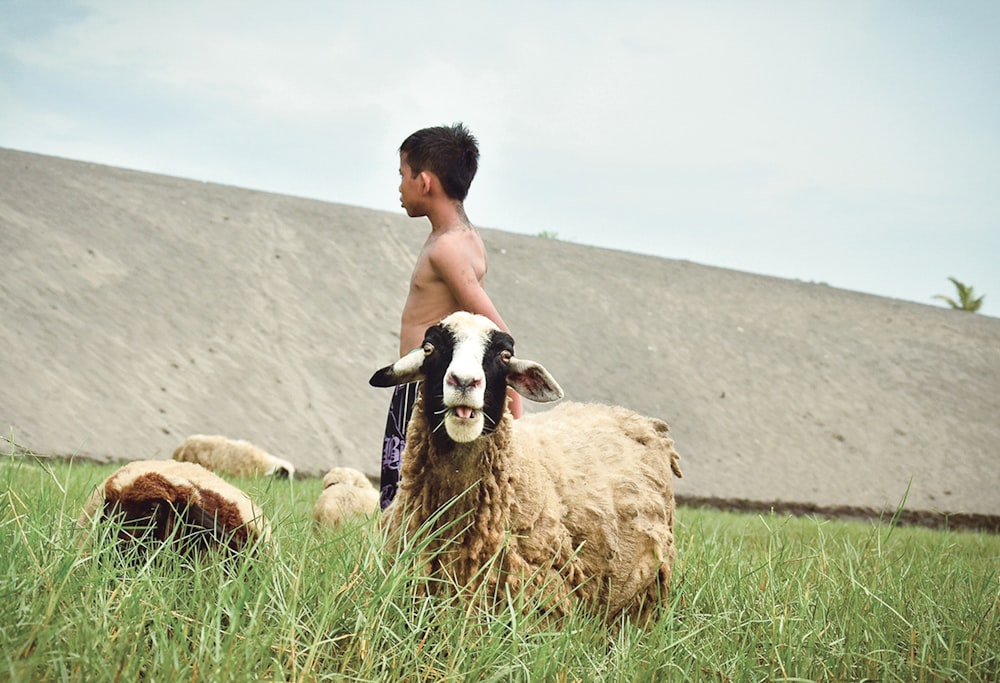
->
<box><xmin>447</xmin><ymin>372</ymin><xmax>482</xmax><ymax>391</ymax></box>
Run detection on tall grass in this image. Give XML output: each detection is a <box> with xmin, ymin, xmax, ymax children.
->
<box><xmin>2</xmin><ymin>455</ymin><xmax>997</xmax><ymax>682</ymax></box>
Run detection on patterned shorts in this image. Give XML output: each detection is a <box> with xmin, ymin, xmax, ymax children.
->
<box><xmin>380</xmin><ymin>381</ymin><xmax>420</xmax><ymax>509</ymax></box>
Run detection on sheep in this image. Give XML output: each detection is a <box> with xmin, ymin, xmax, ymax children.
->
<box><xmin>313</xmin><ymin>466</ymin><xmax>380</xmax><ymax>528</ymax></box>
<box><xmin>369</xmin><ymin>311</ymin><xmax>683</xmax><ymax>625</ymax></box>
<box><xmin>78</xmin><ymin>459</ymin><xmax>270</xmax><ymax>555</ymax></box>
<box><xmin>172</xmin><ymin>434</ymin><xmax>296</xmax><ymax>479</ymax></box>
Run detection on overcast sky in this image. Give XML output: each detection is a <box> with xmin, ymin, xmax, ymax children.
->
<box><xmin>2</xmin><ymin>0</ymin><xmax>998</xmax><ymax>317</ymax></box>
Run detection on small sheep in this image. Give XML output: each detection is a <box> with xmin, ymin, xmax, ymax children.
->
<box><xmin>172</xmin><ymin>434</ymin><xmax>296</xmax><ymax>479</ymax></box>
<box><xmin>78</xmin><ymin>459</ymin><xmax>270</xmax><ymax>554</ymax></box>
<box><xmin>312</xmin><ymin>467</ymin><xmax>380</xmax><ymax>529</ymax></box>
<box><xmin>369</xmin><ymin>312</ymin><xmax>683</xmax><ymax>625</ymax></box>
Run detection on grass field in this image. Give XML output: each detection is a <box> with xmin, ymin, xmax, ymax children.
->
<box><xmin>2</xmin><ymin>456</ymin><xmax>997</xmax><ymax>682</ymax></box>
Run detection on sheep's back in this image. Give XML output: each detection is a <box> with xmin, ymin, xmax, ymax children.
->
<box><xmin>78</xmin><ymin>459</ymin><xmax>270</xmax><ymax>551</ymax></box>
<box><xmin>172</xmin><ymin>434</ymin><xmax>288</xmax><ymax>478</ymax></box>
<box><xmin>517</xmin><ymin>402</ymin><xmax>680</xmax><ymax>497</ymax></box>
<box><xmin>313</xmin><ymin>483</ymin><xmax>379</xmax><ymax>527</ymax></box>
<box><xmin>514</xmin><ymin>401</ymin><xmax>681</xmax><ymax>617</ymax></box>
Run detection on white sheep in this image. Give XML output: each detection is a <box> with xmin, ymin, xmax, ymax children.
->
<box><xmin>78</xmin><ymin>459</ymin><xmax>270</xmax><ymax>554</ymax></box>
<box><xmin>369</xmin><ymin>312</ymin><xmax>683</xmax><ymax>624</ymax></box>
<box><xmin>313</xmin><ymin>466</ymin><xmax>380</xmax><ymax>528</ymax></box>
<box><xmin>172</xmin><ymin>434</ymin><xmax>296</xmax><ymax>479</ymax></box>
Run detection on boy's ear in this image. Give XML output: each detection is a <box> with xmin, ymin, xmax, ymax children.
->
<box><xmin>418</xmin><ymin>171</ymin><xmax>433</xmax><ymax>194</ymax></box>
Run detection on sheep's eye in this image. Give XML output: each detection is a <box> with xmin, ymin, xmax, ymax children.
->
<box><xmin>422</xmin><ymin>342</ymin><xmax>435</xmax><ymax>356</ymax></box>
<box><xmin>500</xmin><ymin>350</ymin><xmax>513</xmax><ymax>363</ymax></box>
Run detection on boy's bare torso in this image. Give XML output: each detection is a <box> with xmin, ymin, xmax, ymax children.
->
<box><xmin>399</xmin><ymin>224</ymin><xmax>488</xmax><ymax>356</ymax></box>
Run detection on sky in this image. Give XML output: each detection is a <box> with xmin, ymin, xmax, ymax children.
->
<box><xmin>2</xmin><ymin>0</ymin><xmax>998</xmax><ymax>317</ymax></box>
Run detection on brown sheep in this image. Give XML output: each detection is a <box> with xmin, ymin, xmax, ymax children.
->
<box><xmin>78</xmin><ymin>459</ymin><xmax>270</xmax><ymax>555</ymax></box>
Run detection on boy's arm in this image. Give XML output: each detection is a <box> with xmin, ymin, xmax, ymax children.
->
<box><xmin>428</xmin><ymin>236</ymin><xmax>507</xmax><ymax>329</ymax></box>
<box><xmin>429</xmin><ymin>240</ymin><xmax>524</xmax><ymax>418</ymax></box>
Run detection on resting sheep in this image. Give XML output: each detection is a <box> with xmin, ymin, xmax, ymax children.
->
<box><xmin>313</xmin><ymin>467</ymin><xmax>380</xmax><ymax>528</ymax></box>
<box><xmin>172</xmin><ymin>434</ymin><xmax>296</xmax><ymax>479</ymax></box>
<box><xmin>369</xmin><ymin>311</ymin><xmax>683</xmax><ymax>624</ymax></box>
<box><xmin>78</xmin><ymin>459</ymin><xmax>270</xmax><ymax>555</ymax></box>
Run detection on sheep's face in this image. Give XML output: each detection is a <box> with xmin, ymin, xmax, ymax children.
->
<box><xmin>433</xmin><ymin>314</ymin><xmax>507</xmax><ymax>442</ymax></box>
<box><xmin>369</xmin><ymin>312</ymin><xmax>564</xmax><ymax>444</ymax></box>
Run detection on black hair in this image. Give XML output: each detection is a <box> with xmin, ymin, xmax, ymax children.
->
<box><xmin>399</xmin><ymin>123</ymin><xmax>479</xmax><ymax>201</ymax></box>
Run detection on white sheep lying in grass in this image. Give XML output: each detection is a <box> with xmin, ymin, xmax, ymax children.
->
<box><xmin>172</xmin><ymin>434</ymin><xmax>296</xmax><ymax>479</ymax></box>
<box><xmin>369</xmin><ymin>312</ymin><xmax>683</xmax><ymax>624</ymax></box>
<box><xmin>313</xmin><ymin>467</ymin><xmax>380</xmax><ymax>528</ymax></box>
<box><xmin>78</xmin><ymin>459</ymin><xmax>270</xmax><ymax>554</ymax></box>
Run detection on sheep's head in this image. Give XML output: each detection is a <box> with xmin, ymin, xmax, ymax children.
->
<box><xmin>369</xmin><ymin>312</ymin><xmax>563</xmax><ymax>443</ymax></box>
<box><xmin>322</xmin><ymin>466</ymin><xmax>373</xmax><ymax>490</ymax></box>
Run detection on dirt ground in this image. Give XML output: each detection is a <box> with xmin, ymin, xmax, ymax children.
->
<box><xmin>3</xmin><ymin>148</ymin><xmax>998</xmax><ymax>530</ymax></box>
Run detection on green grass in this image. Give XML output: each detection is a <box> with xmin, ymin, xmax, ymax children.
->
<box><xmin>2</xmin><ymin>455</ymin><xmax>997</xmax><ymax>682</ymax></box>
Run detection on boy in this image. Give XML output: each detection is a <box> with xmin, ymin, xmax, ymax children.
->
<box><xmin>379</xmin><ymin>123</ymin><xmax>521</xmax><ymax>508</ymax></box>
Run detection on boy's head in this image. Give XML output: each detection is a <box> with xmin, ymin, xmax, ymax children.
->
<box><xmin>399</xmin><ymin>123</ymin><xmax>479</xmax><ymax>201</ymax></box>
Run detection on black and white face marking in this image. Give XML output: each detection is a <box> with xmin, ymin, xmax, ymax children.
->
<box><xmin>427</xmin><ymin>313</ymin><xmax>512</xmax><ymax>443</ymax></box>
<box><xmin>368</xmin><ymin>312</ymin><xmax>565</xmax><ymax>445</ymax></box>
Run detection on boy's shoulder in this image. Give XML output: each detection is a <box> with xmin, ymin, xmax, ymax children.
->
<box><xmin>426</xmin><ymin>224</ymin><xmax>484</xmax><ymax>254</ymax></box>
<box><xmin>421</xmin><ymin>225</ymin><xmax>487</xmax><ymax>278</ymax></box>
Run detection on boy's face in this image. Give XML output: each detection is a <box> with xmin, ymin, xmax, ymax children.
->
<box><xmin>398</xmin><ymin>154</ymin><xmax>426</xmax><ymax>218</ymax></box>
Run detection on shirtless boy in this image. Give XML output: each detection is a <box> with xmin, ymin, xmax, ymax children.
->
<box><xmin>378</xmin><ymin>123</ymin><xmax>521</xmax><ymax>508</ymax></box>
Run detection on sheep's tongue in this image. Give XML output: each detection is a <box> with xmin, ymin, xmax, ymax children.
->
<box><xmin>455</xmin><ymin>406</ymin><xmax>475</xmax><ymax>419</ymax></box>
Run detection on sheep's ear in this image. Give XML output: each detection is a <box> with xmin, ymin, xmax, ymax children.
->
<box><xmin>369</xmin><ymin>348</ymin><xmax>426</xmax><ymax>387</ymax></box>
<box><xmin>507</xmin><ymin>358</ymin><xmax>564</xmax><ymax>403</ymax></box>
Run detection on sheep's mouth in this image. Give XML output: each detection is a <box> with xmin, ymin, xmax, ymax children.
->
<box><xmin>441</xmin><ymin>404</ymin><xmax>487</xmax><ymax>443</ymax></box>
<box><xmin>450</xmin><ymin>406</ymin><xmax>478</xmax><ymax>420</ymax></box>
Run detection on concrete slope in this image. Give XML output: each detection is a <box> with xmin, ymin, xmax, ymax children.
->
<box><xmin>3</xmin><ymin>148</ymin><xmax>998</xmax><ymax>525</ymax></box>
